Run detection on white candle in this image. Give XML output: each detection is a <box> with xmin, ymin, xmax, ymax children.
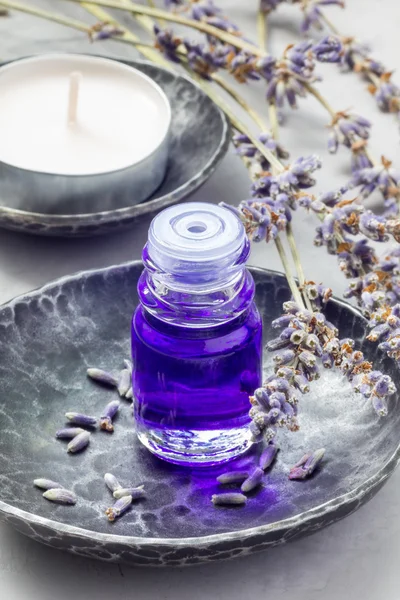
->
<box><xmin>0</xmin><ymin>54</ymin><xmax>171</xmax><ymax>176</ymax></box>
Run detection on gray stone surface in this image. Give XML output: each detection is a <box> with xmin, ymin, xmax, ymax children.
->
<box><xmin>0</xmin><ymin>0</ymin><xmax>399</xmax><ymax>596</ymax></box>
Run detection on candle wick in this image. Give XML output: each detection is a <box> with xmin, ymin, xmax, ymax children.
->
<box><xmin>67</xmin><ymin>71</ymin><xmax>82</xmax><ymax>126</ymax></box>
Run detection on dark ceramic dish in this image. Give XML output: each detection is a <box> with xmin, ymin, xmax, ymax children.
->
<box><xmin>0</xmin><ymin>58</ymin><xmax>230</xmax><ymax>238</ymax></box>
<box><xmin>0</xmin><ymin>262</ymin><xmax>398</xmax><ymax>567</ymax></box>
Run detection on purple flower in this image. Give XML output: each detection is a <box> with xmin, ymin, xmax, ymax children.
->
<box><xmin>233</xmin><ymin>132</ymin><xmax>289</xmax><ymax>172</ymax></box>
<box><xmin>299</xmin><ymin>1</ymin><xmax>344</xmax><ymax>34</ymax></box>
<box><xmin>154</xmin><ymin>26</ymin><xmax>182</xmax><ymax>63</ymax></box>
<box><xmin>350</xmin><ymin>157</ymin><xmax>400</xmax><ymax>217</ymax></box>
<box><xmin>312</xmin><ymin>36</ymin><xmax>342</xmax><ymax>63</ymax></box>
<box><xmin>371</xmin><ymin>73</ymin><xmax>400</xmax><ymax>115</ymax></box>
<box><xmin>328</xmin><ymin>111</ymin><xmax>371</xmax><ymax>154</ymax></box>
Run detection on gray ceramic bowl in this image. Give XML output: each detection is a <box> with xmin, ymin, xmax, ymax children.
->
<box><xmin>0</xmin><ymin>263</ymin><xmax>398</xmax><ymax>567</ymax></box>
<box><xmin>0</xmin><ymin>58</ymin><xmax>230</xmax><ymax>237</ymax></box>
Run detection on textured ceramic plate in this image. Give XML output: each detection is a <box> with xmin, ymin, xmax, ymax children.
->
<box><xmin>0</xmin><ymin>58</ymin><xmax>230</xmax><ymax>237</ymax></box>
<box><xmin>0</xmin><ymin>263</ymin><xmax>399</xmax><ymax>567</ymax></box>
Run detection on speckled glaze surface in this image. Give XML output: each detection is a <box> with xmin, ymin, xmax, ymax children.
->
<box><xmin>0</xmin><ymin>262</ymin><xmax>399</xmax><ymax>567</ymax></box>
<box><xmin>0</xmin><ymin>59</ymin><xmax>230</xmax><ymax>237</ymax></box>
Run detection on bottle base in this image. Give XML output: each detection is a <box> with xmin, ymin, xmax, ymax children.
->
<box><xmin>137</xmin><ymin>424</ymin><xmax>253</xmax><ymax>467</ymax></box>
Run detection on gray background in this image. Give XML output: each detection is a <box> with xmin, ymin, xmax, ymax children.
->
<box><xmin>0</xmin><ymin>0</ymin><xmax>399</xmax><ymax>598</ymax></box>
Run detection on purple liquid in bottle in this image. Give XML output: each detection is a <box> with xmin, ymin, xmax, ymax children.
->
<box><xmin>132</xmin><ymin>203</ymin><xmax>262</xmax><ymax>466</ymax></box>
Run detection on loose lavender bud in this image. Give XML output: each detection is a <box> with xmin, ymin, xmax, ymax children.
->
<box><xmin>117</xmin><ymin>369</ymin><xmax>131</xmax><ymax>397</ymax></box>
<box><xmin>289</xmin><ymin>448</ymin><xmax>325</xmax><ymax>480</ymax></box>
<box><xmin>211</xmin><ymin>493</ymin><xmax>247</xmax><ymax>506</ymax></box>
<box><xmin>100</xmin><ymin>400</ymin><xmax>120</xmax><ymax>432</ymax></box>
<box><xmin>87</xmin><ymin>368</ymin><xmax>118</xmax><ymax>387</ymax></box>
<box><xmin>125</xmin><ymin>387</ymin><xmax>133</xmax><ymax>400</ymax></box>
<box><xmin>241</xmin><ymin>467</ymin><xmax>264</xmax><ymax>492</ymax></box>
<box><xmin>113</xmin><ymin>486</ymin><xmax>145</xmax><ymax>500</ymax></box>
<box><xmin>34</xmin><ymin>478</ymin><xmax>63</xmax><ymax>490</ymax></box>
<box><xmin>43</xmin><ymin>488</ymin><xmax>77</xmax><ymax>505</ymax></box>
<box><xmin>216</xmin><ymin>471</ymin><xmax>249</xmax><ymax>484</ymax></box>
<box><xmin>67</xmin><ymin>431</ymin><xmax>91</xmax><ymax>454</ymax></box>
<box><xmin>55</xmin><ymin>428</ymin><xmax>85</xmax><ymax>439</ymax></box>
<box><xmin>259</xmin><ymin>444</ymin><xmax>279</xmax><ymax>470</ymax></box>
<box><xmin>65</xmin><ymin>413</ymin><xmax>97</xmax><ymax>428</ymax></box>
<box><xmin>104</xmin><ymin>473</ymin><xmax>122</xmax><ymax>493</ymax></box>
<box><xmin>105</xmin><ymin>495</ymin><xmax>132</xmax><ymax>521</ymax></box>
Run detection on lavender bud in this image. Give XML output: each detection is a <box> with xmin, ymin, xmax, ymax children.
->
<box><xmin>294</xmin><ymin>374</ymin><xmax>310</xmax><ymax>393</ymax></box>
<box><xmin>65</xmin><ymin>413</ymin><xmax>97</xmax><ymax>427</ymax></box>
<box><xmin>104</xmin><ymin>473</ymin><xmax>122</xmax><ymax>493</ymax></box>
<box><xmin>290</xmin><ymin>330</ymin><xmax>307</xmax><ymax>345</ymax></box>
<box><xmin>254</xmin><ymin>387</ymin><xmax>270</xmax><ymax>409</ymax></box>
<box><xmin>271</xmin><ymin>315</ymin><xmax>292</xmax><ymax>329</ymax></box>
<box><xmin>43</xmin><ymin>488</ymin><xmax>77</xmax><ymax>505</ymax></box>
<box><xmin>55</xmin><ymin>427</ymin><xmax>85</xmax><ymax>439</ymax></box>
<box><xmin>34</xmin><ymin>478</ymin><xmax>63</xmax><ymax>490</ymax></box>
<box><xmin>113</xmin><ymin>486</ymin><xmax>145</xmax><ymax>500</ymax></box>
<box><xmin>249</xmin><ymin>421</ymin><xmax>262</xmax><ymax>442</ymax></box>
<box><xmin>87</xmin><ymin>368</ymin><xmax>118</xmax><ymax>387</ymax></box>
<box><xmin>372</xmin><ymin>394</ymin><xmax>388</xmax><ymax>416</ymax></box>
<box><xmin>118</xmin><ymin>369</ymin><xmax>131</xmax><ymax>397</ymax></box>
<box><xmin>100</xmin><ymin>400</ymin><xmax>120</xmax><ymax>432</ymax></box>
<box><xmin>211</xmin><ymin>493</ymin><xmax>247</xmax><ymax>506</ymax></box>
<box><xmin>259</xmin><ymin>444</ymin><xmax>279</xmax><ymax>470</ymax></box>
<box><xmin>299</xmin><ymin>350</ymin><xmax>317</xmax><ymax>368</ymax></box>
<box><xmin>67</xmin><ymin>431</ymin><xmax>91</xmax><ymax>454</ymax></box>
<box><xmin>125</xmin><ymin>387</ymin><xmax>133</xmax><ymax>400</ymax></box>
<box><xmin>105</xmin><ymin>495</ymin><xmax>132</xmax><ymax>521</ymax></box>
<box><xmin>216</xmin><ymin>471</ymin><xmax>249</xmax><ymax>484</ymax></box>
<box><xmin>289</xmin><ymin>448</ymin><xmax>325</xmax><ymax>480</ymax></box>
<box><xmin>241</xmin><ymin>467</ymin><xmax>264</xmax><ymax>493</ymax></box>
<box><xmin>263</xmin><ymin>427</ymin><xmax>277</xmax><ymax>443</ymax></box>
<box><xmin>273</xmin><ymin>349</ymin><xmax>296</xmax><ymax>365</ymax></box>
<box><xmin>266</xmin><ymin>337</ymin><xmax>291</xmax><ymax>351</ymax></box>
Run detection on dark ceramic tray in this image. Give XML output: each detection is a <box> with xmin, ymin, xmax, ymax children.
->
<box><xmin>0</xmin><ymin>262</ymin><xmax>399</xmax><ymax>567</ymax></box>
<box><xmin>0</xmin><ymin>58</ymin><xmax>230</xmax><ymax>238</ymax></box>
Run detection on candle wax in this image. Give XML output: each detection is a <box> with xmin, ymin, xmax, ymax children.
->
<box><xmin>0</xmin><ymin>55</ymin><xmax>170</xmax><ymax>175</ymax></box>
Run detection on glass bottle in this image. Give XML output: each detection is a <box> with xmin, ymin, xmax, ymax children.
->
<box><xmin>131</xmin><ymin>203</ymin><xmax>262</xmax><ymax>466</ymax></box>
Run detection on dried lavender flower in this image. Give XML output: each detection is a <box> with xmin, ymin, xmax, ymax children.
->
<box><xmin>34</xmin><ymin>478</ymin><xmax>63</xmax><ymax>490</ymax></box>
<box><xmin>289</xmin><ymin>448</ymin><xmax>325</xmax><ymax>480</ymax></box>
<box><xmin>125</xmin><ymin>387</ymin><xmax>133</xmax><ymax>400</ymax></box>
<box><xmin>113</xmin><ymin>486</ymin><xmax>145</xmax><ymax>500</ymax></box>
<box><xmin>65</xmin><ymin>413</ymin><xmax>97</xmax><ymax>428</ymax></box>
<box><xmin>43</xmin><ymin>488</ymin><xmax>77</xmax><ymax>505</ymax></box>
<box><xmin>104</xmin><ymin>473</ymin><xmax>122</xmax><ymax>493</ymax></box>
<box><xmin>117</xmin><ymin>369</ymin><xmax>131</xmax><ymax>398</ymax></box>
<box><xmin>55</xmin><ymin>427</ymin><xmax>85</xmax><ymax>439</ymax></box>
<box><xmin>67</xmin><ymin>430</ymin><xmax>91</xmax><ymax>454</ymax></box>
<box><xmin>105</xmin><ymin>495</ymin><xmax>132</xmax><ymax>522</ymax></box>
<box><xmin>211</xmin><ymin>493</ymin><xmax>247</xmax><ymax>506</ymax></box>
<box><xmin>259</xmin><ymin>444</ymin><xmax>279</xmax><ymax>470</ymax></box>
<box><xmin>241</xmin><ymin>467</ymin><xmax>264</xmax><ymax>492</ymax></box>
<box><xmin>100</xmin><ymin>400</ymin><xmax>120</xmax><ymax>432</ymax></box>
<box><xmin>216</xmin><ymin>471</ymin><xmax>249</xmax><ymax>484</ymax></box>
<box><xmin>87</xmin><ymin>367</ymin><xmax>118</xmax><ymax>387</ymax></box>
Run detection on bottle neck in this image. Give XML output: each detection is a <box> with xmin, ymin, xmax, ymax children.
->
<box><xmin>138</xmin><ymin>243</ymin><xmax>255</xmax><ymax>329</ymax></box>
